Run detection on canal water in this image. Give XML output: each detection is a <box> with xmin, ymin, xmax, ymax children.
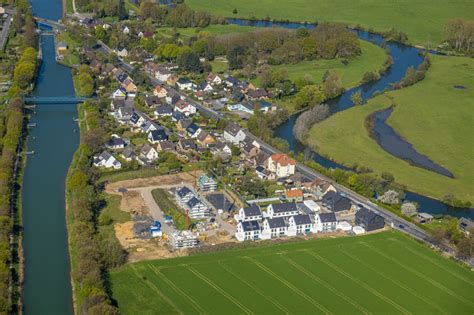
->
<box><xmin>22</xmin><ymin>0</ymin><xmax>77</xmax><ymax>313</ymax></box>
<box><xmin>228</xmin><ymin>18</ymin><xmax>473</xmax><ymax>218</ymax></box>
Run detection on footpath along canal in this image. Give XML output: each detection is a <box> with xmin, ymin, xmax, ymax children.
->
<box><xmin>22</xmin><ymin>0</ymin><xmax>77</xmax><ymax>313</ymax></box>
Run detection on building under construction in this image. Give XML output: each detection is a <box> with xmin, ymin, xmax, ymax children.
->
<box><xmin>168</xmin><ymin>231</ymin><xmax>199</xmax><ymax>250</ymax></box>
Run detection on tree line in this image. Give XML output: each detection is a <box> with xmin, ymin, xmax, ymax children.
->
<box><xmin>0</xmin><ymin>0</ymin><xmax>38</xmax><ymax>308</ymax></box>
<box><xmin>444</xmin><ymin>19</ymin><xmax>474</xmax><ymax>55</ymax></box>
<box><xmin>66</xmin><ymin>102</ymin><xmax>125</xmax><ymax>314</ymax></box>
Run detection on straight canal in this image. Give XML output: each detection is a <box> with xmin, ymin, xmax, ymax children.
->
<box><xmin>22</xmin><ymin>0</ymin><xmax>77</xmax><ymax>313</ymax></box>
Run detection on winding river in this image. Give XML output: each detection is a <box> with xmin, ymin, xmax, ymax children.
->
<box><xmin>22</xmin><ymin>0</ymin><xmax>77</xmax><ymax>313</ymax></box>
<box><xmin>227</xmin><ymin>18</ymin><xmax>473</xmax><ymax>218</ymax></box>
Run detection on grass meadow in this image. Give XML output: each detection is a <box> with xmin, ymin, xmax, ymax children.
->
<box><xmin>187</xmin><ymin>0</ymin><xmax>474</xmax><ymax>47</ymax></box>
<box><xmin>110</xmin><ymin>231</ymin><xmax>474</xmax><ymax>314</ymax></box>
<box><xmin>309</xmin><ymin>55</ymin><xmax>474</xmax><ymax>203</ymax></box>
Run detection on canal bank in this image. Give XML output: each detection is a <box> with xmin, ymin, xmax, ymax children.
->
<box><xmin>21</xmin><ymin>20</ymin><xmax>76</xmax><ymax>315</ymax></box>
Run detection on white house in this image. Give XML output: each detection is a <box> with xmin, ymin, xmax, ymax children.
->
<box><xmin>211</xmin><ymin>142</ymin><xmax>232</xmax><ymax>157</ymax></box>
<box><xmin>174</xmin><ymin>100</ymin><xmax>196</xmax><ymax>116</ymax></box>
<box><xmin>105</xmin><ymin>135</ymin><xmax>127</xmax><ymax>150</ymax></box>
<box><xmin>207</xmin><ymin>73</ymin><xmax>222</xmax><ymax>85</ymax></box>
<box><xmin>129</xmin><ymin>112</ymin><xmax>146</xmax><ymax>129</ymax></box>
<box><xmin>197</xmin><ymin>80</ymin><xmax>214</xmax><ymax>93</ymax></box>
<box><xmin>223</xmin><ymin>122</ymin><xmax>246</xmax><ymax>145</ymax></box>
<box><xmin>238</xmin><ymin>205</ymin><xmax>262</xmax><ymax>222</ymax></box>
<box><xmin>140</xmin><ymin>120</ymin><xmax>160</xmax><ymax>134</ymax></box>
<box><xmin>176</xmin><ymin>78</ymin><xmax>194</xmax><ymax>91</ymax></box>
<box><xmin>186</xmin><ymin>197</ymin><xmax>209</xmax><ymax>219</ymax></box>
<box><xmin>186</xmin><ymin>123</ymin><xmax>202</xmax><ymax>138</ymax></box>
<box><xmin>140</xmin><ymin>144</ymin><xmax>159</xmax><ymax>162</ymax></box>
<box><xmin>112</xmin><ymin>87</ymin><xmax>127</xmax><ymax>99</ymax></box>
<box><xmin>315</xmin><ymin>213</ymin><xmax>338</xmax><ymax>232</ymax></box>
<box><xmin>93</xmin><ymin>151</ymin><xmax>122</xmax><ymax>169</ymax></box>
<box><xmin>236</xmin><ymin>220</ymin><xmax>261</xmax><ymax>242</ymax></box>
<box><xmin>156</xmin><ymin>68</ymin><xmax>171</xmax><ymax>82</ymax></box>
<box><xmin>267</xmin><ymin>154</ymin><xmax>296</xmax><ymax>178</ymax></box>
<box><xmin>122</xmin><ymin>26</ymin><xmax>130</xmax><ymax>35</ymax></box>
<box><xmin>267</xmin><ymin>202</ymin><xmax>299</xmax><ymax>218</ymax></box>
<box><xmin>115</xmin><ymin>47</ymin><xmax>128</xmax><ymax>57</ymax></box>
<box><xmin>287</xmin><ymin>214</ymin><xmax>313</xmax><ymax>236</ymax></box>
<box><xmin>261</xmin><ymin>217</ymin><xmax>288</xmax><ymax>240</ymax></box>
<box><xmin>227</xmin><ymin>103</ymin><xmax>254</xmax><ymax>115</ymax></box>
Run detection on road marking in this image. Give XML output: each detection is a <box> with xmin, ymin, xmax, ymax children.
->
<box><xmin>244</xmin><ymin>256</ymin><xmax>332</xmax><ymax>315</ymax></box>
<box><xmin>360</xmin><ymin>241</ymin><xmax>474</xmax><ymax>308</ymax></box>
<box><xmin>187</xmin><ymin>265</ymin><xmax>254</xmax><ymax>315</ymax></box>
<box><xmin>284</xmin><ymin>257</ymin><xmax>371</xmax><ymax>315</ymax></box>
<box><xmin>341</xmin><ymin>250</ymin><xmax>448</xmax><ymax>314</ymax></box>
<box><xmin>390</xmin><ymin>238</ymin><xmax>474</xmax><ymax>286</ymax></box>
<box><xmin>130</xmin><ymin>265</ymin><xmax>184</xmax><ymax>314</ymax></box>
<box><xmin>148</xmin><ymin>264</ymin><xmax>207</xmax><ymax>315</ymax></box>
<box><xmin>217</xmin><ymin>260</ymin><xmax>291</xmax><ymax>315</ymax></box>
<box><xmin>304</xmin><ymin>250</ymin><xmax>411</xmax><ymax>315</ymax></box>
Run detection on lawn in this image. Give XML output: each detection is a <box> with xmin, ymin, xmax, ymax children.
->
<box><xmin>156</xmin><ymin>24</ymin><xmax>255</xmax><ymax>39</ymax></box>
<box><xmin>110</xmin><ymin>231</ymin><xmax>474</xmax><ymax>314</ymax></box>
<box><xmin>151</xmin><ymin>188</ymin><xmax>194</xmax><ymax>230</ymax></box>
<box><xmin>267</xmin><ymin>40</ymin><xmax>387</xmax><ymax>89</ymax></box>
<box><xmin>308</xmin><ymin>55</ymin><xmax>474</xmax><ymax>203</ymax></box>
<box><xmin>187</xmin><ymin>0</ymin><xmax>474</xmax><ymax>47</ymax></box>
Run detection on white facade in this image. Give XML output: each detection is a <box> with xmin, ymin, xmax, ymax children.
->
<box><xmin>223</xmin><ymin>129</ymin><xmax>246</xmax><ymax>145</ymax></box>
<box><xmin>315</xmin><ymin>213</ymin><xmax>337</xmax><ymax>232</ymax></box>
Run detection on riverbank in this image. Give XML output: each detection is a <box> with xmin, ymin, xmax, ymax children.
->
<box><xmin>308</xmin><ymin>55</ymin><xmax>474</xmax><ymax>205</ymax></box>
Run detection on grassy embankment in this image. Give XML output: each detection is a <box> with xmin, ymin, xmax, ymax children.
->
<box><xmin>308</xmin><ymin>55</ymin><xmax>474</xmax><ymax>203</ymax></box>
<box><xmin>151</xmin><ymin>188</ymin><xmax>195</xmax><ymax>230</ymax></box>
<box><xmin>110</xmin><ymin>231</ymin><xmax>474</xmax><ymax>314</ymax></box>
<box><xmin>187</xmin><ymin>0</ymin><xmax>474</xmax><ymax>47</ymax></box>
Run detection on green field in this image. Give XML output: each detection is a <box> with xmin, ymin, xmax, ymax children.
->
<box><xmin>187</xmin><ymin>0</ymin><xmax>474</xmax><ymax>47</ymax></box>
<box><xmin>156</xmin><ymin>24</ymin><xmax>255</xmax><ymax>39</ymax></box>
<box><xmin>309</xmin><ymin>55</ymin><xmax>474</xmax><ymax>203</ymax></box>
<box><xmin>268</xmin><ymin>40</ymin><xmax>387</xmax><ymax>89</ymax></box>
<box><xmin>111</xmin><ymin>231</ymin><xmax>474</xmax><ymax>314</ymax></box>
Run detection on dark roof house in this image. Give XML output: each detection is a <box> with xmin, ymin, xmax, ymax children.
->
<box><xmin>355</xmin><ymin>207</ymin><xmax>385</xmax><ymax>231</ymax></box>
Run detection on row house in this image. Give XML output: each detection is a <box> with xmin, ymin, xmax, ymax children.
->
<box><xmin>236</xmin><ymin>221</ymin><xmax>261</xmax><ymax>242</ymax></box>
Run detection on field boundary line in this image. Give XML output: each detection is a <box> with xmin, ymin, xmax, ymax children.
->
<box><xmin>304</xmin><ymin>251</ymin><xmax>411</xmax><ymax>315</ymax></box>
<box><xmin>245</xmin><ymin>256</ymin><xmax>332</xmax><ymax>315</ymax></box>
<box><xmin>130</xmin><ymin>265</ymin><xmax>184</xmax><ymax>315</ymax></box>
<box><xmin>284</xmin><ymin>257</ymin><xmax>371</xmax><ymax>315</ymax></box>
<box><xmin>341</xmin><ymin>250</ymin><xmax>448</xmax><ymax>315</ymax></box>
<box><xmin>148</xmin><ymin>264</ymin><xmax>207</xmax><ymax>315</ymax></box>
<box><xmin>186</xmin><ymin>265</ymin><xmax>254</xmax><ymax>315</ymax></box>
<box><xmin>217</xmin><ymin>260</ymin><xmax>292</xmax><ymax>315</ymax></box>
<box><xmin>389</xmin><ymin>238</ymin><xmax>474</xmax><ymax>286</ymax></box>
<box><xmin>360</xmin><ymin>242</ymin><xmax>474</xmax><ymax>308</ymax></box>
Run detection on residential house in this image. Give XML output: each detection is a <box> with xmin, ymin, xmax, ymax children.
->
<box><xmin>105</xmin><ymin>135</ymin><xmax>127</xmax><ymax>150</ymax></box>
<box><xmin>285</xmin><ymin>189</ymin><xmax>304</xmax><ymax>202</ymax></box>
<box><xmin>116</xmin><ymin>107</ymin><xmax>134</xmax><ymax>123</ymax></box>
<box><xmin>121</xmin><ymin>147</ymin><xmax>136</xmax><ymax>161</ymax></box>
<box><xmin>241</xmin><ymin>142</ymin><xmax>259</xmax><ymax>161</ymax></box>
<box><xmin>207</xmin><ymin>73</ymin><xmax>222</xmax><ymax>85</ymax></box>
<box><xmin>267</xmin><ymin>202</ymin><xmax>299</xmax><ymax>218</ymax></box>
<box><xmin>144</xmin><ymin>95</ymin><xmax>161</xmax><ymax>107</ymax></box>
<box><xmin>287</xmin><ymin>214</ymin><xmax>313</xmax><ymax>236</ymax></box>
<box><xmin>154</xmin><ymin>85</ymin><xmax>168</xmax><ymax>98</ymax></box>
<box><xmin>148</xmin><ymin>129</ymin><xmax>168</xmax><ymax>144</ymax></box>
<box><xmin>321</xmin><ymin>191</ymin><xmax>353</xmax><ymax>213</ymax></box>
<box><xmin>305</xmin><ymin>180</ymin><xmax>336</xmax><ymax>200</ymax></box>
<box><xmin>112</xmin><ymin>87</ymin><xmax>127</xmax><ymax>99</ymax></box>
<box><xmin>129</xmin><ymin>112</ymin><xmax>146</xmax><ymax>128</ymax></box>
<box><xmin>154</xmin><ymin>105</ymin><xmax>173</xmax><ymax>117</ymax></box>
<box><xmin>140</xmin><ymin>144</ymin><xmax>159</xmax><ymax>162</ymax></box>
<box><xmin>178</xmin><ymin>139</ymin><xmax>197</xmax><ymax>152</ymax></box>
<box><xmin>156</xmin><ymin>67</ymin><xmax>171</xmax><ymax>81</ymax></box>
<box><xmin>315</xmin><ymin>213</ymin><xmax>338</xmax><ymax>232</ymax></box>
<box><xmin>110</xmin><ymin>99</ymin><xmax>126</xmax><ymax>111</ymax></box>
<box><xmin>261</xmin><ymin>217</ymin><xmax>288</xmax><ymax>239</ymax></box>
<box><xmin>176</xmin><ymin>186</ymin><xmax>195</xmax><ymax>205</ymax></box>
<box><xmin>196</xmin><ymin>130</ymin><xmax>215</xmax><ymax>146</ymax></box>
<box><xmin>247</xmin><ymin>88</ymin><xmax>269</xmax><ymax>100</ymax></box>
<box><xmin>172</xmin><ymin>110</ymin><xmax>186</xmax><ymax>122</ymax></box>
<box><xmin>186</xmin><ymin>123</ymin><xmax>202</xmax><ymax>138</ymax></box>
<box><xmin>174</xmin><ymin>100</ymin><xmax>196</xmax><ymax>116</ymax></box>
<box><xmin>167</xmin><ymin>74</ymin><xmax>178</xmax><ymax>86</ymax></box>
<box><xmin>115</xmin><ymin>47</ymin><xmax>128</xmax><ymax>57</ymax></box>
<box><xmin>122</xmin><ymin>78</ymin><xmax>137</xmax><ymax>94</ymax></box>
<box><xmin>459</xmin><ymin>217</ymin><xmax>474</xmax><ymax>235</ymax></box>
<box><xmin>140</xmin><ymin>120</ymin><xmax>160</xmax><ymax>134</ymax></box>
<box><xmin>267</xmin><ymin>154</ymin><xmax>296</xmax><ymax>178</ymax></box>
<box><xmin>355</xmin><ymin>207</ymin><xmax>385</xmax><ymax>232</ymax></box>
<box><xmin>197</xmin><ymin>174</ymin><xmax>217</xmax><ymax>192</ymax></box>
<box><xmin>255</xmin><ymin>165</ymin><xmax>271</xmax><ymax>180</ymax></box>
<box><xmin>176</xmin><ymin>77</ymin><xmax>194</xmax><ymax>90</ymax></box>
<box><xmin>211</xmin><ymin>142</ymin><xmax>232</xmax><ymax>157</ymax></box>
<box><xmin>197</xmin><ymin>80</ymin><xmax>213</xmax><ymax>93</ymax></box>
<box><xmin>167</xmin><ymin>93</ymin><xmax>181</xmax><ymax>106</ymax></box>
<box><xmin>186</xmin><ymin>197</ymin><xmax>209</xmax><ymax>219</ymax></box>
<box><xmin>227</xmin><ymin>102</ymin><xmax>254</xmax><ymax>115</ymax></box>
<box><xmin>156</xmin><ymin>140</ymin><xmax>175</xmax><ymax>152</ymax></box>
<box><xmin>224</xmin><ymin>76</ymin><xmax>240</xmax><ymax>89</ymax></box>
<box><xmin>223</xmin><ymin>122</ymin><xmax>246</xmax><ymax>145</ymax></box>
<box><xmin>238</xmin><ymin>205</ymin><xmax>262</xmax><ymax>222</ymax></box>
<box><xmin>176</xmin><ymin>118</ymin><xmax>192</xmax><ymax>132</ymax></box>
<box><xmin>93</xmin><ymin>151</ymin><xmax>121</xmax><ymax>169</ymax></box>
<box><xmin>252</xmin><ymin>100</ymin><xmax>276</xmax><ymax>113</ymax></box>
<box><xmin>236</xmin><ymin>220</ymin><xmax>261</xmax><ymax>242</ymax></box>
<box><xmin>122</xmin><ymin>26</ymin><xmax>130</xmax><ymax>35</ymax></box>
<box><xmin>254</xmin><ymin>151</ymin><xmax>270</xmax><ymax>167</ymax></box>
